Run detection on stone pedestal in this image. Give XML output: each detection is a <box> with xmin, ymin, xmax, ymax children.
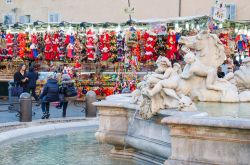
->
<box><xmin>95</xmin><ymin>106</ymin><xmax>129</xmax><ymax>148</ymax></box>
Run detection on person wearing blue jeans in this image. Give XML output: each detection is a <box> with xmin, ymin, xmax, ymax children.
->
<box><xmin>40</xmin><ymin>75</ymin><xmax>59</xmax><ymax>119</ymax></box>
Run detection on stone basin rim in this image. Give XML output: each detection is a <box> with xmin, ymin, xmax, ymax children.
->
<box><xmin>161</xmin><ymin>116</ymin><xmax>250</xmax><ymax>129</ymax></box>
<box><xmin>0</xmin><ymin>117</ymin><xmax>98</xmax><ymax>144</ymax></box>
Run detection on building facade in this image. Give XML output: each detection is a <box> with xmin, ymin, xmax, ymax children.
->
<box><xmin>0</xmin><ymin>0</ymin><xmax>249</xmax><ymax>25</ymax></box>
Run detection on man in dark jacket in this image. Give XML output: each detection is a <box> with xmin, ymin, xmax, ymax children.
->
<box><xmin>40</xmin><ymin>74</ymin><xmax>59</xmax><ymax>119</ymax></box>
<box><xmin>27</xmin><ymin>66</ymin><xmax>39</xmax><ymax>102</ymax></box>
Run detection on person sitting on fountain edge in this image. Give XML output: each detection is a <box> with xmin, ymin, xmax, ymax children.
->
<box><xmin>39</xmin><ymin>74</ymin><xmax>60</xmax><ymax>119</ymax></box>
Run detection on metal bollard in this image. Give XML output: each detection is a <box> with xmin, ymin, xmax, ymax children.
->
<box><xmin>19</xmin><ymin>93</ymin><xmax>32</xmax><ymax>122</ymax></box>
<box><xmin>85</xmin><ymin>91</ymin><xmax>97</xmax><ymax>117</ymax></box>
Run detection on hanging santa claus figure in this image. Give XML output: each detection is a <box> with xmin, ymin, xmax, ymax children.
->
<box><xmin>44</xmin><ymin>37</ymin><xmax>53</xmax><ymax>61</ymax></box>
<box><xmin>166</xmin><ymin>29</ymin><xmax>177</xmax><ymax>60</ymax></box>
<box><xmin>52</xmin><ymin>38</ymin><xmax>59</xmax><ymax>60</ymax></box>
<box><xmin>67</xmin><ymin>42</ymin><xmax>74</xmax><ymax>59</ymax></box>
<box><xmin>30</xmin><ymin>43</ymin><xmax>39</xmax><ymax>59</ymax></box>
<box><xmin>6</xmin><ymin>32</ymin><xmax>13</xmax><ymax>57</ymax></box>
<box><xmin>30</xmin><ymin>32</ymin><xmax>39</xmax><ymax>59</ymax></box>
<box><xmin>86</xmin><ymin>29</ymin><xmax>96</xmax><ymax>61</ymax></box>
<box><xmin>99</xmin><ymin>31</ymin><xmax>110</xmax><ymax>61</ymax></box>
<box><xmin>144</xmin><ymin>30</ymin><xmax>157</xmax><ymax>61</ymax></box>
<box><xmin>18</xmin><ymin>33</ymin><xmax>26</xmax><ymax>59</ymax></box>
<box><xmin>219</xmin><ymin>31</ymin><xmax>229</xmax><ymax>47</ymax></box>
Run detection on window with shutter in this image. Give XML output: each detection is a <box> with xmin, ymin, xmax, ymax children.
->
<box><xmin>48</xmin><ymin>13</ymin><xmax>60</xmax><ymax>23</ymax></box>
<box><xmin>226</xmin><ymin>4</ymin><xmax>236</xmax><ymax>20</ymax></box>
<box><xmin>4</xmin><ymin>14</ymin><xmax>13</xmax><ymax>25</ymax></box>
<box><xmin>229</xmin><ymin>4</ymin><xmax>236</xmax><ymax>20</ymax></box>
<box><xmin>19</xmin><ymin>15</ymin><xmax>31</xmax><ymax>23</ymax></box>
<box><xmin>5</xmin><ymin>0</ymin><xmax>12</xmax><ymax>4</ymax></box>
<box><xmin>211</xmin><ymin>6</ymin><xmax>215</xmax><ymax>16</ymax></box>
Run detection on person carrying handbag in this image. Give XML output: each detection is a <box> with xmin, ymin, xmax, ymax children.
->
<box><xmin>13</xmin><ymin>64</ymin><xmax>29</xmax><ymax>96</ymax></box>
<box><xmin>58</xmin><ymin>74</ymin><xmax>77</xmax><ymax>117</ymax></box>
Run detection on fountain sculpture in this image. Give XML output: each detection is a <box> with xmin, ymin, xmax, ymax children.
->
<box><xmin>94</xmin><ymin>30</ymin><xmax>250</xmax><ymax>165</ymax></box>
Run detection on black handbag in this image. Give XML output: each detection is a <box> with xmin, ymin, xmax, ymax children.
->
<box><xmin>11</xmin><ymin>85</ymin><xmax>24</xmax><ymax>97</ymax></box>
<box><xmin>59</xmin><ymin>93</ymin><xmax>65</xmax><ymax>102</ymax></box>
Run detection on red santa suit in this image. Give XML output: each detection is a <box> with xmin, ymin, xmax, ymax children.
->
<box><xmin>219</xmin><ymin>32</ymin><xmax>229</xmax><ymax>47</ymax></box>
<box><xmin>166</xmin><ymin>32</ymin><xmax>177</xmax><ymax>60</ymax></box>
<box><xmin>101</xmin><ymin>45</ymin><xmax>110</xmax><ymax>61</ymax></box>
<box><xmin>52</xmin><ymin>39</ymin><xmax>59</xmax><ymax>60</ymax></box>
<box><xmin>64</xmin><ymin>34</ymin><xmax>70</xmax><ymax>45</ymax></box>
<box><xmin>6</xmin><ymin>33</ymin><xmax>13</xmax><ymax>46</ymax></box>
<box><xmin>31</xmin><ymin>33</ymin><xmax>38</xmax><ymax>44</ymax></box>
<box><xmin>99</xmin><ymin>32</ymin><xmax>110</xmax><ymax>61</ymax></box>
<box><xmin>44</xmin><ymin>38</ymin><xmax>53</xmax><ymax>60</ymax></box>
<box><xmin>144</xmin><ymin>31</ymin><xmax>156</xmax><ymax>61</ymax></box>
<box><xmin>7</xmin><ymin>46</ymin><xmax>13</xmax><ymax>56</ymax></box>
<box><xmin>67</xmin><ymin>43</ymin><xmax>74</xmax><ymax>58</ymax></box>
<box><xmin>86</xmin><ymin>29</ymin><xmax>96</xmax><ymax>60</ymax></box>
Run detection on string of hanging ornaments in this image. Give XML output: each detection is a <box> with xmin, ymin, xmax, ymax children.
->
<box><xmin>1</xmin><ymin>15</ymin><xmax>250</xmax><ymax>68</ymax></box>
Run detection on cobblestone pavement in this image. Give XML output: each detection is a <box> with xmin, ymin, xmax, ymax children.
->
<box><xmin>0</xmin><ymin>100</ymin><xmax>85</xmax><ymax>123</ymax></box>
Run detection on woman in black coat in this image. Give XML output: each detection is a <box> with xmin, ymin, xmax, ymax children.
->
<box><xmin>27</xmin><ymin>66</ymin><xmax>39</xmax><ymax>101</ymax></box>
<box><xmin>13</xmin><ymin>64</ymin><xmax>29</xmax><ymax>93</ymax></box>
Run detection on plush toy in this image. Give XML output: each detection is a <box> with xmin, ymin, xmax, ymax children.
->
<box><xmin>0</xmin><ymin>31</ymin><xmax>6</xmax><ymax>49</ymax></box>
<box><xmin>166</xmin><ymin>29</ymin><xmax>177</xmax><ymax>60</ymax></box>
<box><xmin>25</xmin><ymin>35</ymin><xmax>32</xmax><ymax>59</ymax></box>
<box><xmin>143</xmin><ymin>30</ymin><xmax>157</xmax><ymax>61</ymax></box>
<box><xmin>117</xmin><ymin>31</ymin><xmax>124</xmax><ymax>61</ymax></box>
<box><xmin>99</xmin><ymin>31</ymin><xmax>111</xmax><ymax>61</ymax></box>
<box><xmin>17</xmin><ymin>32</ymin><xmax>26</xmax><ymax>58</ymax></box>
<box><xmin>58</xmin><ymin>30</ymin><xmax>65</xmax><ymax>60</ymax></box>
<box><xmin>219</xmin><ymin>31</ymin><xmax>229</xmax><ymax>47</ymax></box>
<box><xmin>30</xmin><ymin>43</ymin><xmax>39</xmax><ymax>58</ymax></box>
<box><xmin>74</xmin><ymin>38</ymin><xmax>82</xmax><ymax>56</ymax></box>
<box><xmin>64</xmin><ymin>34</ymin><xmax>70</xmax><ymax>45</ymax></box>
<box><xmin>5</xmin><ymin>33</ymin><xmax>13</xmax><ymax>57</ymax></box>
<box><xmin>31</xmin><ymin>33</ymin><xmax>38</xmax><ymax>44</ymax></box>
<box><xmin>44</xmin><ymin>37</ymin><xmax>53</xmax><ymax>61</ymax></box>
<box><xmin>130</xmin><ymin>80</ymin><xmax>137</xmax><ymax>92</ymax></box>
<box><xmin>52</xmin><ymin>38</ymin><xmax>59</xmax><ymax>60</ymax></box>
<box><xmin>74</xmin><ymin>56</ymin><xmax>81</xmax><ymax>69</ymax></box>
<box><xmin>235</xmin><ymin>34</ymin><xmax>247</xmax><ymax>52</ymax></box>
<box><xmin>125</xmin><ymin>27</ymin><xmax>138</xmax><ymax>48</ymax></box>
<box><xmin>86</xmin><ymin>29</ymin><xmax>96</xmax><ymax>60</ymax></box>
<box><xmin>7</xmin><ymin>46</ymin><xmax>13</xmax><ymax>56</ymax></box>
<box><xmin>70</xmin><ymin>34</ymin><xmax>75</xmax><ymax>44</ymax></box>
<box><xmin>67</xmin><ymin>43</ymin><xmax>74</xmax><ymax>59</ymax></box>
<box><xmin>5</xmin><ymin>33</ymin><xmax>13</xmax><ymax>46</ymax></box>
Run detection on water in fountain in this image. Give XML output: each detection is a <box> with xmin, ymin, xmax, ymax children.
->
<box><xmin>123</xmin><ymin>108</ymin><xmax>140</xmax><ymax>151</ymax></box>
<box><xmin>0</xmin><ymin>126</ymin><xmax>143</xmax><ymax>165</ymax></box>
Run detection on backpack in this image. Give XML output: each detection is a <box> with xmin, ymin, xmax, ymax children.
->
<box><xmin>64</xmin><ymin>83</ymin><xmax>77</xmax><ymax>97</ymax></box>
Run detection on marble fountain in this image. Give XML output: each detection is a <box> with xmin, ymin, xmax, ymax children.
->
<box><xmin>94</xmin><ymin>31</ymin><xmax>250</xmax><ymax>165</ymax></box>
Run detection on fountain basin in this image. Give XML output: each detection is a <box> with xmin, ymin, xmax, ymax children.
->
<box><xmin>94</xmin><ymin>94</ymin><xmax>250</xmax><ymax>165</ymax></box>
<box><xmin>0</xmin><ymin>118</ymin><xmax>145</xmax><ymax>165</ymax></box>
<box><xmin>94</xmin><ymin>94</ymin><xmax>207</xmax><ymax>165</ymax></box>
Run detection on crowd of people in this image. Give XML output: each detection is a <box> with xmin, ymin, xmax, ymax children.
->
<box><xmin>13</xmin><ymin>63</ymin><xmax>77</xmax><ymax>119</ymax></box>
<box><xmin>217</xmin><ymin>56</ymin><xmax>241</xmax><ymax>78</ymax></box>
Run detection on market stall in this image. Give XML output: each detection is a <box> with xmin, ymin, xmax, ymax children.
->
<box><xmin>1</xmin><ymin>15</ymin><xmax>250</xmax><ymax>99</ymax></box>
